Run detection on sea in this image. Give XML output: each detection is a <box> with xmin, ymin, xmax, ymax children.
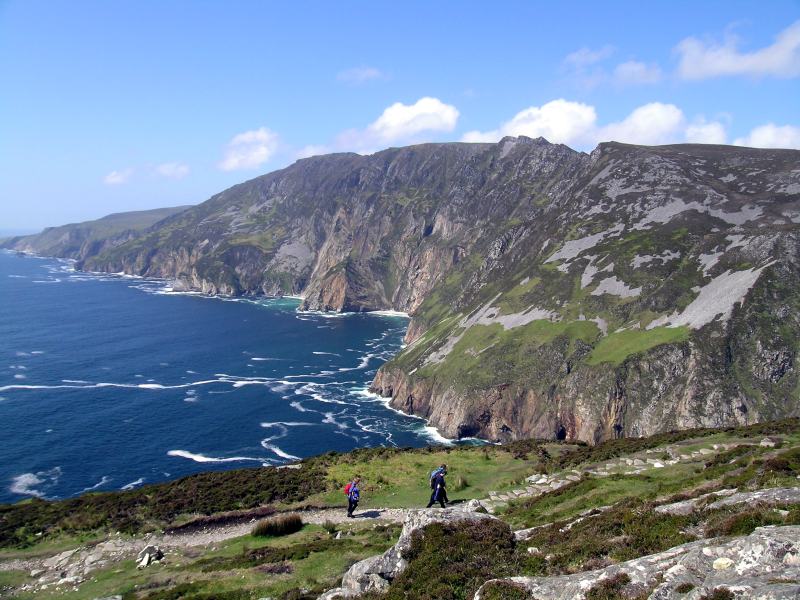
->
<box><xmin>0</xmin><ymin>250</ymin><xmax>460</xmax><ymax>504</ymax></box>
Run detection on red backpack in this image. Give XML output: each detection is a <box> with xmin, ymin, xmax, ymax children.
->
<box><xmin>344</xmin><ymin>481</ymin><xmax>353</xmax><ymax>496</ymax></box>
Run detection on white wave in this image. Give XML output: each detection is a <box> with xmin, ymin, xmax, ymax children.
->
<box><xmin>15</xmin><ymin>351</ymin><xmax>30</xmax><ymax>357</ymax></box>
<box><xmin>10</xmin><ymin>473</ymin><xmax>46</xmax><ymax>497</ymax></box>
<box><xmin>62</xmin><ymin>379</ymin><xmax>89</xmax><ymax>384</ymax></box>
<box><xmin>0</xmin><ymin>375</ymin><xmax>274</xmax><ymax>394</ymax></box>
<box><xmin>7</xmin><ymin>275</ymin><xmax>27</xmax><ymax>278</ymax></box>
<box><xmin>260</xmin><ymin>421</ymin><xmax>313</xmax><ymax>428</ymax></box>
<box><xmin>186</xmin><ymin>370</ymin><xmax>198</xmax><ymax>374</ymax></box>
<box><xmin>352</xmin><ymin>386</ymin><xmax>455</xmax><ymax>445</ymax></box>
<box><xmin>290</xmin><ymin>400</ymin><xmax>312</xmax><ymax>413</ymax></box>
<box><xmin>312</xmin><ymin>351</ymin><xmax>341</xmax><ymax>356</ymax></box>
<box><xmin>369</xmin><ymin>310</ymin><xmax>410</xmax><ymax>317</ymax></box>
<box><xmin>167</xmin><ymin>450</ymin><xmax>267</xmax><ymax>464</ymax></box>
<box><xmin>13</xmin><ymin>374</ymin><xmax>26</xmax><ymax>380</ymax></box>
<box><xmin>80</xmin><ymin>475</ymin><xmax>113</xmax><ymax>493</ymax></box>
<box><xmin>10</xmin><ymin>467</ymin><xmax>62</xmax><ymax>498</ymax></box>
<box><xmin>322</xmin><ymin>411</ymin><xmax>349</xmax><ymax>430</ymax></box>
<box><xmin>260</xmin><ymin>441</ymin><xmax>300</xmax><ymax>461</ymax></box>
<box><xmin>121</xmin><ymin>478</ymin><xmax>144</xmax><ymax>490</ymax></box>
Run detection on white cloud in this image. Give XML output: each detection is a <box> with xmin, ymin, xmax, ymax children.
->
<box><xmin>613</xmin><ymin>60</ymin><xmax>662</xmax><ymax>85</ymax></box>
<box><xmin>564</xmin><ymin>46</ymin><xmax>614</xmax><ymax>67</ymax></box>
<box><xmin>563</xmin><ymin>46</ymin><xmax>663</xmax><ymax>88</ymax></box>
<box><xmin>676</xmin><ymin>20</ymin><xmax>800</xmax><ymax>79</ymax></box>
<box><xmin>462</xmin><ymin>99</ymin><xmax>597</xmax><ymax>145</ymax></box>
<box><xmin>103</xmin><ymin>168</ymin><xmax>133</xmax><ymax>185</ymax></box>
<box><xmin>218</xmin><ymin>127</ymin><xmax>280</xmax><ymax>171</ymax></box>
<box><xmin>597</xmin><ymin>102</ymin><xmax>685</xmax><ymax>145</ymax></box>
<box><xmin>155</xmin><ymin>162</ymin><xmax>190</xmax><ymax>179</ymax></box>
<box><xmin>461</xmin><ymin>100</ymin><xmax>733</xmax><ymax>149</ymax></box>
<box><xmin>337</xmin><ymin>66</ymin><xmax>385</xmax><ymax>84</ymax></box>
<box><xmin>686</xmin><ymin>118</ymin><xmax>727</xmax><ymax>144</ymax></box>
<box><xmin>295</xmin><ymin>144</ymin><xmax>331</xmax><ymax>159</ymax></box>
<box><xmin>335</xmin><ymin>96</ymin><xmax>459</xmax><ymax>153</ymax></box>
<box><xmin>733</xmin><ymin>123</ymin><xmax>800</xmax><ymax>149</ymax></box>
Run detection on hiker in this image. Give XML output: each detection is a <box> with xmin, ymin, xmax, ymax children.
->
<box><xmin>426</xmin><ymin>464</ymin><xmax>448</xmax><ymax>508</ymax></box>
<box><xmin>345</xmin><ymin>476</ymin><xmax>361</xmax><ymax>518</ymax></box>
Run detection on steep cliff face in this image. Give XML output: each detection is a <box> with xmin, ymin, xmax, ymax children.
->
<box><xmin>40</xmin><ymin>138</ymin><xmax>800</xmax><ymax>444</ymax></box>
<box><xmin>371</xmin><ymin>142</ymin><xmax>800</xmax><ymax>443</ymax></box>
<box><xmin>78</xmin><ymin>138</ymin><xmax>587</xmax><ymax>310</ymax></box>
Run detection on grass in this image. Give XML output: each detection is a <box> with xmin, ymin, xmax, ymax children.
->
<box><xmin>252</xmin><ymin>514</ymin><xmax>303</xmax><ymax>538</ymax></box>
<box><xmin>416</xmin><ymin>318</ymin><xmax>601</xmax><ymax>390</ymax></box>
<box><xmin>10</xmin><ymin>524</ymin><xmax>401</xmax><ymax>600</ymax></box>
<box><xmin>587</xmin><ymin>325</ymin><xmax>690</xmax><ymax>366</ymax></box>
<box><xmin>307</xmin><ymin>444</ymin><xmax>548</xmax><ymax>508</ymax></box>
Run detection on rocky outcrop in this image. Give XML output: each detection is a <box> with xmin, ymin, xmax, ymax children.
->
<box><xmin>476</xmin><ymin>525</ymin><xmax>800</xmax><ymax>600</ymax></box>
<box><xmin>318</xmin><ymin>508</ymin><xmax>501</xmax><ymax>599</ymax></box>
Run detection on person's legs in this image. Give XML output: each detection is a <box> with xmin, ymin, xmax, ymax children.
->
<box><xmin>426</xmin><ymin>491</ymin><xmax>436</xmax><ymax>508</ymax></box>
<box><xmin>347</xmin><ymin>498</ymin><xmax>357</xmax><ymax>517</ymax></box>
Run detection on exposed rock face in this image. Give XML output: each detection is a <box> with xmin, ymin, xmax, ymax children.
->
<box><xmin>19</xmin><ymin>138</ymin><xmax>800</xmax><ymax>444</ymax></box>
<box><xmin>318</xmin><ymin>508</ymin><xmax>501</xmax><ymax>599</ymax></box>
<box><xmin>476</xmin><ymin>525</ymin><xmax>800</xmax><ymax>600</ymax></box>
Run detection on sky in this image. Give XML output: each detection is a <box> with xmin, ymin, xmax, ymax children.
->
<box><xmin>1</xmin><ymin>1</ymin><xmax>799</xmax><ymax>231</ymax></box>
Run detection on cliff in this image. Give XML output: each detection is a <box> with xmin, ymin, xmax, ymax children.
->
<box><xmin>0</xmin><ymin>205</ymin><xmax>191</xmax><ymax>261</ymax></box>
<box><xmin>29</xmin><ymin>138</ymin><xmax>800</xmax><ymax>443</ymax></box>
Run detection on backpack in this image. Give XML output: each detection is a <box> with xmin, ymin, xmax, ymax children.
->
<box><xmin>429</xmin><ymin>468</ymin><xmax>443</xmax><ymax>489</ymax></box>
<box><xmin>344</xmin><ymin>482</ymin><xmax>353</xmax><ymax>496</ymax></box>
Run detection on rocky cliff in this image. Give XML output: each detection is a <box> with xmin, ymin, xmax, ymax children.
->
<box><xmin>31</xmin><ymin>138</ymin><xmax>800</xmax><ymax>444</ymax></box>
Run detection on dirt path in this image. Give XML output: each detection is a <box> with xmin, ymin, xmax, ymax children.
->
<box><xmin>0</xmin><ymin>505</ymin><xmax>409</xmax><ymax>581</ymax></box>
<box><xmin>159</xmin><ymin>506</ymin><xmax>408</xmax><ymax>548</ymax></box>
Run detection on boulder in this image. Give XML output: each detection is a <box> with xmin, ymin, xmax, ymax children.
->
<box><xmin>654</xmin><ymin>488</ymin><xmax>737</xmax><ymax>516</ymax></box>
<box><xmin>461</xmin><ymin>499</ymin><xmax>489</xmax><ymax>513</ymax></box>
<box><xmin>136</xmin><ymin>545</ymin><xmax>164</xmax><ymax>569</ymax></box>
<box><xmin>475</xmin><ymin>525</ymin><xmax>800</xmax><ymax>600</ymax></box>
<box><xmin>706</xmin><ymin>487</ymin><xmax>800</xmax><ymax>511</ymax></box>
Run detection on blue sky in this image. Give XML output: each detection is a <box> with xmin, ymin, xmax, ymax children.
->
<box><xmin>1</xmin><ymin>1</ymin><xmax>799</xmax><ymax>231</ymax></box>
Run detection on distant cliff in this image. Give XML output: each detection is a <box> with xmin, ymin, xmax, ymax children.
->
<box><xmin>22</xmin><ymin>138</ymin><xmax>800</xmax><ymax>443</ymax></box>
<box><xmin>0</xmin><ymin>206</ymin><xmax>191</xmax><ymax>261</ymax></box>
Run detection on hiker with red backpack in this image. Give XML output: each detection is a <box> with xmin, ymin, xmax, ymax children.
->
<box><xmin>344</xmin><ymin>476</ymin><xmax>361</xmax><ymax>518</ymax></box>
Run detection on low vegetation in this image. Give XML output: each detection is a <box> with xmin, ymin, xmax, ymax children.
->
<box><xmin>252</xmin><ymin>514</ymin><xmax>303</xmax><ymax>538</ymax></box>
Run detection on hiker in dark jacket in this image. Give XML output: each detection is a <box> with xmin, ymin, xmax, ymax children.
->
<box><xmin>346</xmin><ymin>476</ymin><xmax>361</xmax><ymax>518</ymax></box>
<box><xmin>426</xmin><ymin>464</ymin><xmax>448</xmax><ymax>508</ymax></box>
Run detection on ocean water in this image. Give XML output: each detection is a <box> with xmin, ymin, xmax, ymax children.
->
<box><xmin>0</xmin><ymin>251</ymin><xmax>454</xmax><ymax>504</ymax></box>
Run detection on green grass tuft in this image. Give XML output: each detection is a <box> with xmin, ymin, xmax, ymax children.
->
<box><xmin>252</xmin><ymin>513</ymin><xmax>303</xmax><ymax>538</ymax></box>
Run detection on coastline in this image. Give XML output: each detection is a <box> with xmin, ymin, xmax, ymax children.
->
<box><xmin>3</xmin><ymin>251</ymin><xmax>462</xmax><ymax>502</ymax></box>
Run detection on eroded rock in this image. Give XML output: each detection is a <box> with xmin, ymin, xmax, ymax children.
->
<box><xmin>476</xmin><ymin>525</ymin><xmax>800</xmax><ymax>600</ymax></box>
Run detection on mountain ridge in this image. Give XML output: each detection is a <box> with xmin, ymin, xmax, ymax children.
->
<box><xmin>5</xmin><ymin>137</ymin><xmax>800</xmax><ymax>444</ymax></box>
